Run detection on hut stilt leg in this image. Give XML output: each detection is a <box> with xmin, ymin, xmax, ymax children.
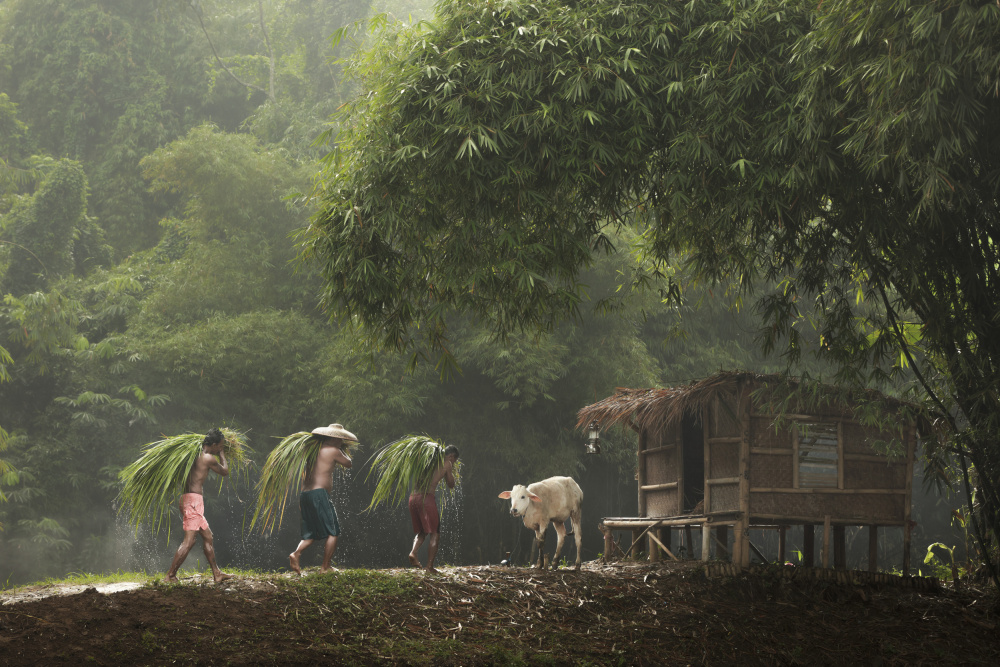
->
<box><xmin>868</xmin><ymin>525</ymin><xmax>878</xmax><ymax>572</ymax></box>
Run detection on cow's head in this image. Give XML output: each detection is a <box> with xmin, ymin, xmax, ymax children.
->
<box><xmin>498</xmin><ymin>484</ymin><xmax>540</xmax><ymax>518</ymax></box>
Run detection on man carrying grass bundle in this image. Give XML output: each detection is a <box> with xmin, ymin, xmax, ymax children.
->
<box><xmin>165</xmin><ymin>428</ymin><xmax>233</xmax><ymax>584</ymax></box>
<box><xmin>288</xmin><ymin>423</ymin><xmax>355</xmax><ymax>575</ymax></box>
<box><xmin>408</xmin><ymin>445</ymin><xmax>459</xmax><ymax>573</ymax></box>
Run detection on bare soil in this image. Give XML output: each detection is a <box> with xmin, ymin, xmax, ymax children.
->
<box><xmin>1</xmin><ymin>562</ymin><xmax>996</xmax><ymax>665</ymax></box>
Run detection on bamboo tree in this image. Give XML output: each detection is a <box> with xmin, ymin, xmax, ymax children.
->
<box><xmin>117</xmin><ymin>428</ymin><xmax>252</xmax><ymax>536</ymax></box>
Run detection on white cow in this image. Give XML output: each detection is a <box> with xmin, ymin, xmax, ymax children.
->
<box><xmin>498</xmin><ymin>476</ymin><xmax>583</xmax><ymax>570</ymax></box>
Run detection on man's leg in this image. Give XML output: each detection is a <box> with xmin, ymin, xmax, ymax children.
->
<box><xmin>199</xmin><ymin>527</ymin><xmax>232</xmax><ymax>584</ymax></box>
<box><xmin>425</xmin><ymin>532</ymin><xmax>441</xmax><ymax>573</ymax></box>
<box><xmin>289</xmin><ymin>539</ymin><xmax>313</xmax><ymax>575</ymax></box>
<box><xmin>409</xmin><ymin>533</ymin><xmax>426</xmax><ymax>567</ymax></box>
<box><xmin>166</xmin><ymin>530</ymin><xmax>199</xmax><ymax>582</ymax></box>
<box><xmin>320</xmin><ymin>535</ymin><xmax>338</xmax><ymax>572</ymax></box>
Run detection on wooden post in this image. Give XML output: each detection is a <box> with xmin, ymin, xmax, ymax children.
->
<box><xmin>638</xmin><ymin>429</ymin><xmax>648</xmax><ymax>519</ymax></box>
<box><xmin>601</xmin><ymin>525</ymin><xmax>615</xmax><ymax>563</ymax></box>
<box><xmin>821</xmin><ymin>515</ymin><xmax>831</xmax><ymax>569</ymax></box>
<box><xmin>833</xmin><ymin>525</ymin><xmax>846</xmax><ymax>569</ymax></box>
<box><xmin>701</xmin><ymin>522</ymin><xmax>711</xmax><ymax>561</ymax></box>
<box><xmin>778</xmin><ymin>526</ymin><xmax>787</xmax><ymax>564</ymax></box>
<box><xmin>737</xmin><ymin>385</ymin><xmax>752</xmax><ymax>567</ymax></box>
<box><xmin>715</xmin><ymin>526</ymin><xmax>729</xmax><ymax>559</ymax></box>
<box><xmin>684</xmin><ymin>526</ymin><xmax>694</xmax><ymax>559</ymax></box>
<box><xmin>803</xmin><ymin>525</ymin><xmax>815</xmax><ymax>567</ymax></box>
<box><xmin>648</xmin><ymin>531</ymin><xmax>660</xmax><ymax>563</ymax></box>
<box><xmin>868</xmin><ymin>525</ymin><xmax>878</xmax><ymax>572</ymax></box>
<box><xmin>903</xmin><ymin>426</ymin><xmax>916</xmax><ymax>575</ymax></box>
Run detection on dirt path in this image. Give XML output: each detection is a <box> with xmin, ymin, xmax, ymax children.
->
<box><xmin>1</xmin><ymin>563</ymin><xmax>996</xmax><ymax>665</ymax></box>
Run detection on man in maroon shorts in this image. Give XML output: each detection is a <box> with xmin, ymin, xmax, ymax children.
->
<box><xmin>407</xmin><ymin>445</ymin><xmax>459</xmax><ymax>573</ymax></box>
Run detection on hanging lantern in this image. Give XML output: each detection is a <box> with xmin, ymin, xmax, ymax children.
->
<box><xmin>585</xmin><ymin>420</ymin><xmax>601</xmax><ymax>454</ymax></box>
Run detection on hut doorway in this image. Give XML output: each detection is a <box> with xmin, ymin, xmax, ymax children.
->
<box><xmin>681</xmin><ymin>414</ymin><xmax>704</xmax><ymax>512</ymax></box>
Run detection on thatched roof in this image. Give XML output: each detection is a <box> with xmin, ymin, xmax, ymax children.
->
<box><xmin>576</xmin><ymin>370</ymin><xmax>923</xmax><ymax>436</ymax></box>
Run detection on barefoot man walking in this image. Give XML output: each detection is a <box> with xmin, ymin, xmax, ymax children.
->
<box><xmin>166</xmin><ymin>428</ymin><xmax>233</xmax><ymax>584</ymax></box>
<box><xmin>288</xmin><ymin>424</ymin><xmax>355</xmax><ymax>575</ymax></box>
<box><xmin>408</xmin><ymin>445</ymin><xmax>459</xmax><ymax>573</ymax></box>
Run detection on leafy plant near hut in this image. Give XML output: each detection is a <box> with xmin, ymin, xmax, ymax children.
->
<box><xmin>252</xmin><ymin>432</ymin><xmax>360</xmax><ymax>534</ymax></box>
<box><xmin>117</xmin><ymin>428</ymin><xmax>253</xmax><ymax>536</ymax></box>
<box><xmin>366</xmin><ymin>435</ymin><xmax>461</xmax><ymax>513</ymax></box>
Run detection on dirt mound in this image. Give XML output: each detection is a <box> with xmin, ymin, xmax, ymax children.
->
<box><xmin>0</xmin><ymin>563</ymin><xmax>996</xmax><ymax>665</ymax></box>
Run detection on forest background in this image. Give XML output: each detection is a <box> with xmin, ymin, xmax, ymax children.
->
<box><xmin>0</xmin><ymin>0</ymin><xmax>962</xmax><ymax>587</ymax></box>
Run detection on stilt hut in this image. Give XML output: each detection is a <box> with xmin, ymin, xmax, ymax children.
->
<box><xmin>578</xmin><ymin>372</ymin><xmax>923</xmax><ymax>573</ymax></box>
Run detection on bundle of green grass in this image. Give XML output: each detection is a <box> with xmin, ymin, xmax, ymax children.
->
<box><xmin>366</xmin><ymin>435</ymin><xmax>461</xmax><ymax>513</ymax></box>
<box><xmin>252</xmin><ymin>430</ymin><xmax>361</xmax><ymax>534</ymax></box>
<box><xmin>117</xmin><ymin>428</ymin><xmax>253</xmax><ymax>535</ymax></box>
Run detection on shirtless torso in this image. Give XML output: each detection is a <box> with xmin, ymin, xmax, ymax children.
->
<box><xmin>302</xmin><ymin>439</ymin><xmax>352</xmax><ymax>492</ymax></box>
<box><xmin>184</xmin><ymin>445</ymin><xmax>229</xmax><ymax>494</ymax></box>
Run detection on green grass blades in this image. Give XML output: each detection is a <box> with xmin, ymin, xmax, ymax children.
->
<box><xmin>251</xmin><ymin>432</ymin><xmax>316</xmax><ymax>535</ymax></box>
<box><xmin>251</xmin><ymin>433</ymin><xmax>361</xmax><ymax>534</ymax></box>
<box><xmin>365</xmin><ymin>435</ymin><xmax>461</xmax><ymax>513</ymax></box>
<box><xmin>117</xmin><ymin>428</ymin><xmax>252</xmax><ymax>536</ymax></box>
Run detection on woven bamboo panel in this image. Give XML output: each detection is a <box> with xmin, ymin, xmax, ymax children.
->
<box><xmin>842</xmin><ymin>422</ymin><xmax>904</xmax><ymax>455</ymax></box>
<box><xmin>709</xmin><ymin>483</ymin><xmax>739</xmax><ymax>512</ymax></box>
<box><xmin>645</xmin><ymin>488</ymin><xmax>678</xmax><ymax>518</ymax></box>
<box><xmin>750</xmin><ymin>492</ymin><xmax>905</xmax><ymax>522</ymax></box>
<box><xmin>752</xmin><ymin>418</ymin><xmax>792</xmax><ymax>450</ymax></box>
<box><xmin>709</xmin><ymin>392</ymin><xmax>741</xmax><ymax>438</ymax></box>
<box><xmin>750</xmin><ymin>453</ymin><xmax>793</xmax><ymax>487</ymax></box>
<box><xmin>845</xmin><ymin>460</ymin><xmax>906</xmax><ymax>490</ymax></box>
<box><xmin>646</xmin><ymin>450</ymin><xmax>675</xmax><ymax>485</ymax></box>
<box><xmin>710</xmin><ymin>442</ymin><xmax>739</xmax><ymax>478</ymax></box>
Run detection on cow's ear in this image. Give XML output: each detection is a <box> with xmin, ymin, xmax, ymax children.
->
<box><xmin>528</xmin><ymin>493</ymin><xmax>542</xmax><ymax>502</ymax></box>
<box><xmin>498</xmin><ymin>491</ymin><xmax>512</xmax><ymax>499</ymax></box>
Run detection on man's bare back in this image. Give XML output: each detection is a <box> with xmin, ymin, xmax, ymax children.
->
<box><xmin>184</xmin><ymin>447</ymin><xmax>229</xmax><ymax>495</ymax></box>
<box><xmin>302</xmin><ymin>439</ymin><xmax>352</xmax><ymax>492</ymax></box>
<box><xmin>418</xmin><ymin>454</ymin><xmax>456</xmax><ymax>495</ymax></box>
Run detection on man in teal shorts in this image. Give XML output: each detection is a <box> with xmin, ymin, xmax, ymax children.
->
<box><xmin>289</xmin><ymin>423</ymin><xmax>355</xmax><ymax>574</ymax></box>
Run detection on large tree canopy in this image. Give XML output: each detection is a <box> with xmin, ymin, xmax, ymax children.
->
<box><xmin>307</xmin><ymin>0</ymin><xmax>1000</xmax><ymax>577</ymax></box>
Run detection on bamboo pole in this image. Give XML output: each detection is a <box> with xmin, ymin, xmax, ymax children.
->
<box><xmin>903</xmin><ymin>425</ymin><xmax>916</xmax><ymax>575</ymax></box>
<box><xmin>738</xmin><ymin>386</ymin><xmax>751</xmax><ymax>567</ymax></box>
<box><xmin>822</xmin><ymin>515</ymin><xmax>831</xmax><ymax>569</ymax></box>
<box><xmin>837</xmin><ymin>421</ymin><xmax>845</xmax><ymax>490</ymax></box>
<box><xmin>868</xmin><ymin>525</ymin><xmax>878</xmax><ymax>573</ymax></box>
<box><xmin>647</xmin><ymin>529</ymin><xmax>679</xmax><ymax>561</ymax></box>
<box><xmin>638</xmin><ymin>428</ymin><xmax>647</xmax><ymax>518</ymax></box>
<box><xmin>750</xmin><ymin>487</ymin><xmax>906</xmax><ymax>495</ymax></box>
<box><xmin>833</xmin><ymin>525</ymin><xmax>846</xmax><ymax>569</ymax></box>
<box><xmin>778</xmin><ymin>526</ymin><xmax>787</xmax><ymax>564</ymax></box>
<box><xmin>640</xmin><ymin>443</ymin><xmax>677</xmax><ymax>456</ymax></box>
<box><xmin>702</xmin><ymin>521</ymin><xmax>711</xmax><ymax>561</ymax></box>
<box><xmin>803</xmin><ymin>525</ymin><xmax>815</xmax><ymax>567</ymax></box>
<box><xmin>640</xmin><ymin>482</ymin><xmax>679</xmax><ymax>492</ymax></box>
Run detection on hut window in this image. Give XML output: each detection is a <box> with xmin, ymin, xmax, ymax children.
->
<box><xmin>797</xmin><ymin>421</ymin><xmax>839</xmax><ymax>488</ymax></box>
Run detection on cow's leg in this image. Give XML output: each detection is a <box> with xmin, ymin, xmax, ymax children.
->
<box><xmin>551</xmin><ymin>520</ymin><xmax>568</xmax><ymax>570</ymax></box>
<box><xmin>570</xmin><ymin>508</ymin><xmax>583</xmax><ymax>570</ymax></box>
<box><xmin>533</xmin><ymin>525</ymin><xmax>547</xmax><ymax>569</ymax></box>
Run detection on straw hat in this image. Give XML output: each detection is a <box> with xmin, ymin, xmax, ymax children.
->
<box><xmin>311</xmin><ymin>423</ymin><xmax>358</xmax><ymax>442</ymax></box>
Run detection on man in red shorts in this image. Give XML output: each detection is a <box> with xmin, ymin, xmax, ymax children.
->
<box><xmin>407</xmin><ymin>445</ymin><xmax>459</xmax><ymax>573</ymax></box>
<box><xmin>166</xmin><ymin>428</ymin><xmax>232</xmax><ymax>584</ymax></box>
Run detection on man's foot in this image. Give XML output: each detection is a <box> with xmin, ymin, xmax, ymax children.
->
<box><xmin>408</xmin><ymin>553</ymin><xmax>422</xmax><ymax>568</ymax></box>
<box><xmin>165</xmin><ymin>574</ymin><xmax>179</xmax><ymax>583</ymax></box>
<box><xmin>214</xmin><ymin>572</ymin><xmax>233</xmax><ymax>584</ymax></box>
<box><xmin>289</xmin><ymin>552</ymin><xmax>302</xmax><ymax>575</ymax></box>
<box><xmin>425</xmin><ymin>566</ymin><xmax>440</xmax><ymax>574</ymax></box>
<box><xmin>319</xmin><ymin>566</ymin><xmax>340</xmax><ymax>574</ymax></box>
